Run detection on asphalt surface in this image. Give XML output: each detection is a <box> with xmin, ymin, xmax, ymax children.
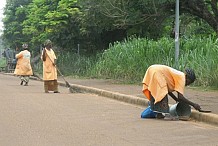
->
<box><xmin>1</xmin><ymin>74</ymin><xmax>218</xmax><ymax>146</ymax></box>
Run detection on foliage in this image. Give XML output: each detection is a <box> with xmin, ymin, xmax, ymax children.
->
<box><xmin>56</xmin><ymin>51</ymin><xmax>97</xmax><ymax>76</ymax></box>
<box><xmin>0</xmin><ymin>57</ymin><xmax>6</xmax><ymax>67</ymax></box>
<box><xmin>179</xmin><ymin>36</ymin><xmax>218</xmax><ymax>87</ymax></box>
<box><xmin>22</xmin><ymin>0</ymin><xmax>59</xmax><ymax>46</ymax></box>
<box><xmin>88</xmin><ymin>36</ymin><xmax>218</xmax><ymax>87</ymax></box>
<box><xmin>89</xmin><ymin>36</ymin><xmax>175</xmax><ymax>83</ymax></box>
<box><xmin>3</xmin><ymin>0</ymin><xmax>32</xmax><ymax>49</ymax></box>
<box><xmin>2</xmin><ymin>0</ymin><xmax>218</xmax><ymax>87</ymax></box>
<box><xmin>79</xmin><ymin>0</ymin><xmax>174</xmax><ymax>39</ymax></box>
<box><xmin>3</xmin><ymin>0</ymin><xmax>218</xmax><ymax>53</ymax></box>
<box><xmin>180</xmin><ymin>0</ymin><xmax>218</xmax><ymax>34</ymax></box>
<box><xmin>41</xmin><ymin>0</ymin><xmax>82</xmax><ymax>49</ymax></box>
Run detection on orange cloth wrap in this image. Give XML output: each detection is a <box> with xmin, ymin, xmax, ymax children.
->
<box><xmin>142</xmin><ymin>65</ymin><xmax>185</xmax><ymax>104</ymax></box>
<box><xmin>41</xmin><ymin>48</ymin><xmax>57</xmax><ymax>81</ymax></box>
<box><xmin>14</xmin><ymin>50</ymin><xmax>33</xmax><ymax>76</ymax></box>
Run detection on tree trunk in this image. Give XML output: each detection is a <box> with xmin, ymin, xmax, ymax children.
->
<box><xmin>181</xmin><ymin>0</ymin><xmax>218</xmax><ymax>35</ymax></box>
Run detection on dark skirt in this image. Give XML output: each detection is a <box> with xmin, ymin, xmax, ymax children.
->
<box><xmin>44</xmin><ymin>80</ymin><xmax>58</xmax><ymax>92</ymax></box>
<box><xmin>149</xmin><ymin>95</ymin><xmax>169</xmax><ymax>113</ymax></box>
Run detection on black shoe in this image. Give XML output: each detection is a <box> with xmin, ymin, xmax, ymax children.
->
<box><xmin>54</xmin><ymin>91</ymin><xmax>60</xmax><ymax>93</ymax></box>
<box><xmin>20</xmin><ymin>81</ymin><xmax>23</xmax><ymax>85</ymax></box>
<box><xmin>24</xmin><ymin>82</ymin><xmax>28</xmax><ymax>86</ymax></box>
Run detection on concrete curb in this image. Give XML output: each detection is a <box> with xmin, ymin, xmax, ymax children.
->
<box><xmin>190</xmin><ymin>111</ymin><xmax>218</xmax><ymax>126</ymax></box>
<box><xmin>4</xmin><ymin>73</ymin><xmax>218</xmax><ymax>126</ymax></box>
<box><xmin>67</xmin><ymin>83</ymin><xmax>149</xmax><ymax>107</ymax></box>
<box><xmin>60</xmin><ymin>81</ymin><xmax>218</xmax><ymax>126</ymax></box>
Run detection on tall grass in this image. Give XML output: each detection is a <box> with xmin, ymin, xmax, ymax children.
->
<box><xmin>39</xmin><ymin>36</ymin><xmax>218</xmax><ymax>88</ymax></box>
<box><xmin>57</xmin><ymin>52</ymin><xmax>97</xmax><ymax>76</ymax></box>
<box><xmin>0</xmin><ymin>57</ymin><xmax>6</xmax><ymax>67</ymax></box>
<box><xmin>89</xmin><ymin>36</ymin><xmax>218</xmax><ymax>87</ymax></box>
<box><xmin>179</xmin><ymin>37</ymin><xmax>218</xmax><ymax>87</ymax></box>
<box><xmin>90</xmin><ymin>37</ymin><xmax>175</xmax><ymax>83</ymax></box>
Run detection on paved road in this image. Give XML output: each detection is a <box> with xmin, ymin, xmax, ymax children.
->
<box><xmin>0</xmin><ymin>74</ymin><xmax>218</xmax><ymax>146</ymax></box>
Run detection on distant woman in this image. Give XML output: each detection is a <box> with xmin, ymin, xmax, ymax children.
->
<box><xmin>41</xmin><ymin>39</ymin><xmax>59</xmax><ymax>93</ymax></box>
<box><xmin>14</xmin><ymin>44</ymin><xmax>33</xmax><ymax>86</ymax></box>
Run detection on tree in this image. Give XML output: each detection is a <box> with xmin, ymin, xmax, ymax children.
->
<box><xmin>22</xmin><ymin>0</ymin><xmax>59</xmax><ymax>47</ymax></box>
<box><xmin>82</xmin><ymin>0</ymin><xmax>218</xmax><ymax>37</ymax></box>
<box><xmin>3</xmin><ymin>0</ymin><xmax>32</xmax><ymax>49</ymax></box>
<box><xmin>180</xmin><ymin>0</ymin><xmax>218</xmax><ymax>34</ymax></box>
<box><xmin>44</xmin><ymin>0</ymin><xmax>82</xmax><ymax>50</ymax></box>
<box><xmin>3</xmin><ymin>0</ymin><xmax>218</xmax><ymax>55</ymax></box>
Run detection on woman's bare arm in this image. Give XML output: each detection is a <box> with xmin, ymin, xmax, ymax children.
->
<box><xmin>177</xmin><ymin>92</ymin><xmax>201</xmax><ymax>110</ymax></box>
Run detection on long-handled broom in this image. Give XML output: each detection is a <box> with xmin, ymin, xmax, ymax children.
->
<box><xmin>32</xmin><ymin>72</ymin><xmax>43</xmax><ymax>81</ymax></box>
<box><xmin>56</xmin><ymin>66</ymin><xmax>78</xmax><ymax>93</ymax></box>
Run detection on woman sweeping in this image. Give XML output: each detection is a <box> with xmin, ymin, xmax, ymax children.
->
<box><xmin>41</xmin><ymin>39</ymin><xmax>59</xmax><ymax>93</ymax></box>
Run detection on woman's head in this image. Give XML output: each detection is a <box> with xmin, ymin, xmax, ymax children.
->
<box><xmin>185</xmin><ymin>68</ymin><xmax>196</xmax><ymax>86</ymax></box>
<box><xmin>22</xmin><ymin>43</ymin><xmax>28</xmax><ymax>49</ymax></box>
<box><xmin>44</xmin><ymin>39</ymin><xmax>52</xmax><ymax>49</ymax></box>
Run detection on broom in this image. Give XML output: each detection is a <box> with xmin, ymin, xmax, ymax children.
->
<box><xmin>55</xmin><ymin>65</ymin><xmax>77</xmax><ymax>93</ymax></box>
<box><xmin>32</xmin><ymin>72</ymin><xmax>43</xmax><ymax>81</ymax></box>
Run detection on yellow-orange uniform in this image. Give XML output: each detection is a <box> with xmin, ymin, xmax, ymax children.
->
<box><xmin>14</xmin><ymin>50</ymin><xmax>33</xmax><ymax>76</ymax></box>
<box><xmin>142</xmin><ymin>64</ymin><xmax>185</xmax><ymax>104</ymax></box>
<box><xmin>41</xmin><ymin>48</ymin><xmax>58</xmax><ymax>92</ymax></box>
<box><xmin>41</xmin><ymin>48</ymin><xmax>57</xmax><ymax>81</ymax></box>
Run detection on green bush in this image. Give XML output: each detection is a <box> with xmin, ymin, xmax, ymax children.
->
<box><xmin>90</xmin><ymin>36</ymin><xmax>218</xmax><ymax>87</ymax></box>
<box><xmin>0</xmin><ymin>58</ymin><xmax>6</xmax><ymax>67</ymax></box>
<box><xmin>56</xmin><ymin>52</ymin><xmax>97</xmax><ymax>77</ymax></box>
<box><xmin>44</xmin><ymin>36</ymin><xmax>218</xmax><ymax>88</ymax></box>
<box><xmin>90</xmin><ymin>37</ymin><xmax>175</xmax><ymax>83</ymax></box>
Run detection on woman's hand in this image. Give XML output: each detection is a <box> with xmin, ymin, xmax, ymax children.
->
<box><xmin>193</xmin><ymin>103</ymin><xmax>201</xmax><ymax>111</ymax></box>
<box><xmin>43</xmin><ymin>48</ymin><xmax>46</xmax><ymax>54</ymax></box>
<box><xmin>42</xmin><ymin>48</ymin><xmax>46</xmax><ymax>61</ymax></box>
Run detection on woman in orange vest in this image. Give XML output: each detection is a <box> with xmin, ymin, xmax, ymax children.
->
<box><xmin>14</xmin><ymin>44</ymin><xmax>33</xmax><ymax>86</ymax></box>
<box><xmin>41</xmin><ymin>39</ymin><xmax>59</xmax><ymax>93</ymax></box>
<box><xmin>142</xmin><ymin>64</ymin><xmax>201</xmax><ymax>118</ymax></box>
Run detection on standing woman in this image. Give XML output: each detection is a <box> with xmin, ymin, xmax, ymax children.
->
<box><xmin>14</xmin><ymin>44</ymin><xmax>33</xmax><ymax>86</ymax></box>
<box><xmin>41</xmin><ymin>39</ymin><xmax>59</xmax><ymax>93</ymax></box>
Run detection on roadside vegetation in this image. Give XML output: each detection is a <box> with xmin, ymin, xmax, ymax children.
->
<box><xmin>1</xmin><ymin>0</ymin><xmax>218</xmax><ymax>88</ymax></box>
<box><xmin>56</xmin><ymin>36</ymin><xmax>218</xmax><ymax>87</ymax></box>
<box><xmin>0</xmin><ymin>57</ymin><xmax>6</xmax><ymax>68</ymax></box>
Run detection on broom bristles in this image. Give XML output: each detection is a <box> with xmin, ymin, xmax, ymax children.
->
<box><xmin>65</xmin><ymin>81</ymin><xmax>71</xmax><ymax>88</ymax></box>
